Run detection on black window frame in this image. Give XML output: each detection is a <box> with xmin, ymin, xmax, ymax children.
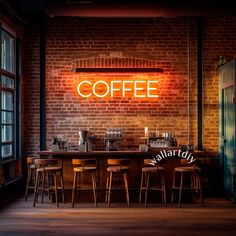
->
<box><xmin>0</xmin><ymin>26</ymin><xmax>16</xmax><ymax>161</ymax></box>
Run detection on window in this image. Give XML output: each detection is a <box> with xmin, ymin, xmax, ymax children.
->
<box><xmin>0</xmin><ymin>29</ymin><xmax>15</xmax><ymax>160</ymax></box>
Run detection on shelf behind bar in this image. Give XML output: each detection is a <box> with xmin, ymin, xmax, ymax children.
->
<box><xmin>71</xmin><ymin>68</ymin><xmax>164</xmax><ymax>73</ymax></box>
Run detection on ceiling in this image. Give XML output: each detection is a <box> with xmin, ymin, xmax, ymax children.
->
<box><xmin>6</xmin><ymin>0</ymin><xmax>236</xmax><ymax>19</ymax></box>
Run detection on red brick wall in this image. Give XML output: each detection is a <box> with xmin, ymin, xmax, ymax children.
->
<box><xmin>203</xmin><ymin>17</ymin><xmax>236</xmax><ymax>151</ymax></box>
<box><xmin>45</xmin><ymin>17</ymin><xmax>195</xmax><ymax>150</ymax></box>
<box><xmin>22</xmin><ymin>22</ymin><xmax>40</xmax><ymax>156</ymax></box>
<box><xmin>22</xmin><ymin>16</ymin><xmax>236</xmax><ymax>155</ymax></box>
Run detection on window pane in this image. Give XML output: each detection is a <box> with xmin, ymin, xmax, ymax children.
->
<box><xmin>2</xmin><ymin>111</ymin><xmax>13</xmax><ymax>124</ymax></box>
<box><xmin>1</xmin><ymin>91</ymin><xmax>13</xmax><ymax>111</ymax></box>
<box><xmin>1</xmin><ymin>31</ymin><xmax>15</xmax><ymax>73</ymax></box>
<box><xmin>0</xmin><ymin>29</ymin><xmax>15</xmax><ymax>161</ymax></box>
<box><xmin>1</xmin><ymin>75</ymin><xmax>14</xmax><ymax>89</ymax></box>
<box><xmin>1</xmin><ymin>144</ymin><xmax>13</xmax><ymax>158</ymax></box>
<box><xmin>1</xmin><ymin>125</ymin><xmax>13</xmax><ymax>142</ymax></box>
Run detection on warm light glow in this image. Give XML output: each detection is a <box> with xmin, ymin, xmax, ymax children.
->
<box><xmin>147</xmin><ymin>81</ymin><xmax>159</xmax><ymax>98</ymax></box>
<box><xmin>134</xmin><ymin>80</ymin><xmax>145</xmax><ymax>98</ymax></box>
<box><xmin>77</xmin><ymin>80</ymin><xmax>92</xmax><ymax>97</ymax></box>
<box><xmin>122</xmin><ymin>80</ymin><xmax>133</xmax><ymax>97</ymax></box>
<box><xmin>111</xmin><ymin>80</ymin><xmax>121</xmax><ymax>97</ymax></box>
<box><xmin>92</xmin><ymin>80</ymin><xmax>109</xmax><ymax>97</ymax></box>
<box><xmin>77</xmin><ymin>79</ymin><xmax>159</xmax><ymax>98</ymax></box>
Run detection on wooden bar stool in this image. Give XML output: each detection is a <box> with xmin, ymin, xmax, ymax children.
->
<box><xmin>171</xmin><ymin>160</ymin><xmax>204</xmax><ymax>207</ymax></box>
<box><xmin>105</xmin><ymin>159</ymin><xmax>130</xmax><ymax>207</ymax></box>
<box><xmin>71</xmin><ymin>159</ymin><xmax>97</xmax><ymax>207</ymax></box>
<box><xmin>139</xmin><ymin>159</ymin><xmax>167</xmax><ymax>207</ymax></box>
<box><xmin>25</xmin><ymin>157</ymin><xmax>36</xmax><ymax>201</ymax></box>
<box><xmin>33</xmin><ymin>158</ymin><xmax>65</xmax><ymax>207</ymax></box>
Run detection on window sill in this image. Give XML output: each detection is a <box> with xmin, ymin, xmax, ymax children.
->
<box><xmin>0</xmin><ymin>158</ymin><xmax>16</xmax><ymax>165</ymax></box>
<box><xmin>0</xmin><ymin>176</ymin><xmax>22</xmax><ymax>187</ymax></box>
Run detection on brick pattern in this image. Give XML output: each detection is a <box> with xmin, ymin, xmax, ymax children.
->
<box><xmin>45</xmin><ymin>17</ymin><xmax>192</xmax><ymax>150</ymax></box>
<box><xmin>22</xmin><ymin>22</ymin><xmax>40</xmax><ymax>156</ymax></box>
<box><xmin>22</xmin><ymin>16</ymin><xmax>236</xmax><ymax>154</ymax></box>
<box><xmin>203</xmin><ymin>17</ymin><xmax>236</xmax><ymax>151</ymax></box>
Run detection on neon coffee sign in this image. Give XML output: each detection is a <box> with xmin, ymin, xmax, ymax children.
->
<box><xmin>77</xmin><ymin>80</ymin><xmax>159</xmax><ymax>98</ymax></box>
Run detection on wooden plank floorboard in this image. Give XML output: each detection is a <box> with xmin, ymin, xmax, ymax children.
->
<box><xmin>0</xmin><ymin>196</ymin><xmax>236</xmax><ymax>236</ymax></box>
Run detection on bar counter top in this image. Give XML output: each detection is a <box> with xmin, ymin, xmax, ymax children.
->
<box><xmin>36</xmin><ymin>149</ymin><xmax>218</xmax><ymax>158</ymax></box>
<box><xmin>37</xmin><ymin>150</ymin><xmax>152</xmax><ymax>156</ymax></box>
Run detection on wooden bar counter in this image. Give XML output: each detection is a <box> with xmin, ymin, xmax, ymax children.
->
<box><xmin>36</xmin><ymin>149</ymin><xmax>219</xmax><ymax>202</ymax></box>
<box><xmin>36</xmin><ymin>150</ymin><xmax>157</xmax><ymax>192</ymax></box>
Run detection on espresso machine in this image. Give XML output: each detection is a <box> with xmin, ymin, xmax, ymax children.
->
<box><xmin>105</xmin><ymin>128</ymin><xmax>123</xmax><ymax>151</ymax></box>
<box><xmin>78</xmin><ymin>130</ymin><xmax>89</xmax><ymax>152</ymax></box>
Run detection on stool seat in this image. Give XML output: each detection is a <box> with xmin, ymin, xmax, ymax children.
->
<box><xmin>71</xmin><ymin>159</ymin><xmax>97</xmax><ymax>207</ymax></box>
<box><xmin>29</xmin><ymin>164</ymin><xmax>36</xmax><ymax>169</ymax></box>
<box><xmin>107</xmin><ymin>166</ymin><xmax>129</xmax><ymax>172</ymax></box>
<box><xmin>141</xmin><ymin>166</ymin><xmax>164</xmax><ymax>172</ymax></box>
<box><xmin>174</xmin><ymin>166</ymin><xmax>201</xmax><ymax>172</ymax></box>
<box><xmin>73</xmin><ymin>166</ymin><xmax>97</xmax><ymax>172</ymax></box>
<box><xmin>36</xmin><ymin>166</ymin><xmax>62</xmax><ymax>172</ymax></box>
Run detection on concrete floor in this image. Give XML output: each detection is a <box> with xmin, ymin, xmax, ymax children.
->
<box><xmin>0</xmin><ymin>196</ymin><xmax>236</xmax><ymax>236</ymax></box>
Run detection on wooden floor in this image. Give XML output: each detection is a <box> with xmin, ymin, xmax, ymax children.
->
<box><xmin>1</xmin><ymin>195</ymin><xmax>236</xmax><ymax>236</ymax></box>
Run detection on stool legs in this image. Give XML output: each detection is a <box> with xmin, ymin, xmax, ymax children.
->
<box><xmin>33</xmin><ymin>170</ymin><xmax>64</xmax><ymax>207</ymax></box>
<box><xmin>53</xmin><ymin>171</ymin><xmax>65</xmax><ymax>206</ymax></box>
<box><xmin>33</xmin><ymin>171</ymin><xmax>40</xmax><ymax>207</ymax></box>
<box><xmin>60</xmin><ymin>172</ymin><xmax>65</xmax><ymax>204</ymax></box>
<box><xmin>171</xmin><ymin>171</ymin><xmax>184</xmax><ymax>207</ymax></box>
<box><xmin>72</xmin><ymin>172</ymin><xmax>77</xmax><ymax>207</ymax></box>
<box><xmin>124</xmin><ymin>172</ymin><xmax>130</xmax><ymax>207</ymax></box>
<box><xmin>196</xmin><ymin>173</ymin><xmax>205</xmax><ymax>207</ymax></box>
<box><xmin>53</xmin><ymin>172</ymin><xmax>59</xmax><ymax>207</ymax></box>
<box><xmin>140</xmin><ymin>170</ymin><xmax>166</xmax><ymax>207</ymax></box>
<box><xmin>41</xmin><ymin>171</ymin><xmax>46</xmax><ymax>203</ymax></box>
<box><xmin>106</xmin><ymin>171</ymin><xmax>129</xmax><ymax>207</ymax></box>
<box><xmin>178</xmin><ymin>172</ymin><xmax>184</xmax><ymax>208</ymax></box>
<box><xmin>161</xmin><ymin>173</ymin><xmax>167</xmax><ymax>207</ymax></box>
<box><xmin>72</xmin><ymin>171</ymin><xmax>97</xmax><ymax>207</ymax></box>
<box><xmin>105</xmin><ymin>172</ymin><xmax>109</xmax><ymax>204</ymax></box>
<box><xmin>92</xmin><ymin>172</ymin><xmax>97</xmax><ymax>207</ymax></box>
<box><xmin>25</xmin><ymin>168</ymin><xmax>34</xmax><ymax>201</ymax></box>
<box><xmin>171</xmin><ymin>171</ymin><xmax>176</xmax><ymax>204</ymax></box>
<box><xmin>144</xmin><ymin>172</ymin><xmax>150</xmax><ymax>207</ymax></box>
<box><xmin>139</xmin><ymin>171</ymin><xmax>144</xmax><ymax>203</ymax></box>
<box><xmin>172</xmin><ymin>170</ymin><xmax>204</xmax><ymax>207</ymax></box>
<box><xmin>107</xmin><ymin>171</ymin><xmax>113</xmax><ymax>208</ymax></box>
